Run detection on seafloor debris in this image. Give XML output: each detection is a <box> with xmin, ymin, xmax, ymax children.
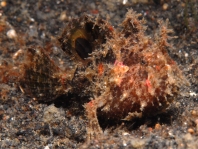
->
<box><xmin>4</xmin><ymin>9</ymin><xmax>188</xmax><ymax>139</ymax></box>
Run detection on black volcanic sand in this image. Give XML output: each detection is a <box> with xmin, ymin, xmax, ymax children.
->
<box><xmin>0</xmin><ymin>0</ymin><xmax>198</xmax><ymax>148</ymax></box>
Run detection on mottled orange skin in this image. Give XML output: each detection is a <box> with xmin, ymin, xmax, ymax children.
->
<box><xmin>82</xmin><ymin>10</ymin><xmax>185</xmax><ymax>121</ymax></box>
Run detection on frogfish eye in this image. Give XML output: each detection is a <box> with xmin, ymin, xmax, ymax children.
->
<box><xmin>58</xmin><ymin>15</ymin><xmax>114</xmax><ymax>61</ymax></box>
<box><xmin>75</xmin><ymin>37</ymin><xmax>92</xmax><ymax>59</ymax></box>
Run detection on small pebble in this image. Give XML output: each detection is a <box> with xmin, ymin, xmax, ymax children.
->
<box><xmin>185</xmin><ymin>53</ymin><xmax>188</xmax><ymax>57</ymax></box>
<box><xmin>191</xmin><ymin>110</ymin><xmax>197</xmax><ymax>116</ymax></box>
<box><xmin>13</xmin><ymin>49</ymin><xmax>23</xmax><ymax>60</ymax></box>
<box><xmin>123</xmin><ymin>0</ymin><xmax>128</xmax><ymax>5</ymax></box>
<box><xmin>163</xmin><ymin>3</ymin><xmax>168</xmax><ymax>10</ymax></box>
<box><xmin>123</xmin><ymin>140</ymin><xmax>127</xmax><ymax>146</ymax></box>
<box><xmin>1</xmin><ymin>1</ymin><xmax>7</xmax><ymax>7</ymax></box>
<box><xmin>122</xmin><ymin>132</ymin><xmax>130</xmax><ymax>136</ymax></box>
<box><xmin>7</xmin><ymin>29</ymin><xmax>17</xmax><ymax>39</ymax></box>
<box><xmin>189</xmin><ymin>91</ymin><xmax>197</xmax><ymax>96</ymax></box>
<box><xmin>44</xmin><ymin>146</ymin><xmax>50</xmax><ymax>149</ymax></box>
<box><xmin>155</xmin><ymin>123</ymin><xmax>161</xmax><ymax>130</ymax></box>
<box><xmin>59</xmin><ymin>11</ymin><xmax>67</xmax><ymax>21</ymax></box>
<box><xmin>188</xmin><ymin>128</ymin><xmax>194</xmax><ymax>134</ymax></box>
